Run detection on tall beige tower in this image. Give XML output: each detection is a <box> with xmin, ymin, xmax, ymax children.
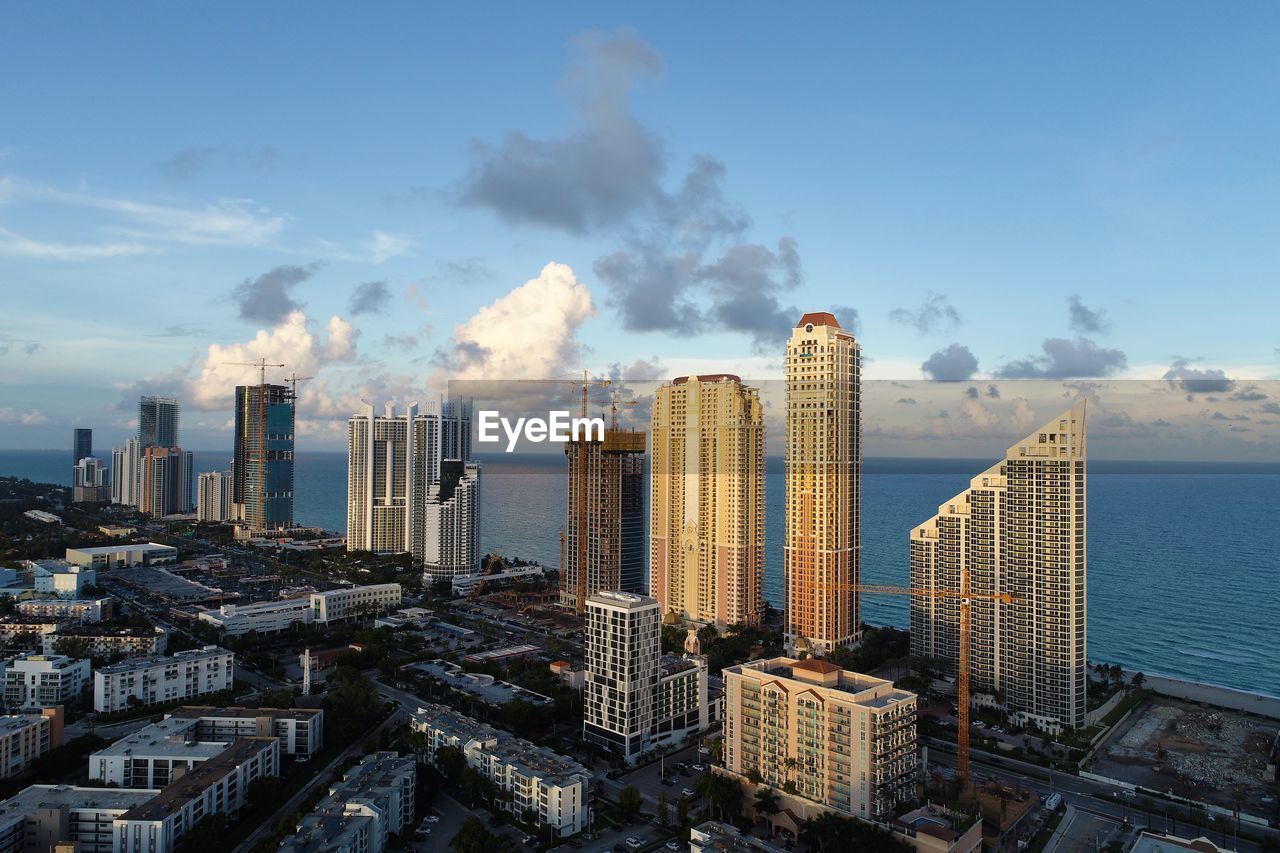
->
<box><xmin>784</xmin><ymin>312</ymin><xmax>861</xmax><ymax>655</ymax></box>
<box><xmin>650</xmin><ymin>375</ymin><xmax>765</xmax><ymax>629</ymax></box>
<box><xmin>909</xmin><ymin>402</ymin><xmax>1087</xmax><ymax>731</ymax></box>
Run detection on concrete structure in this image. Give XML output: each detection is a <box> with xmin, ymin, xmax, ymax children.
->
<box><xmin>1128</xmin><ymin>831</ymin><xmax>1230</xmax><ymax>852</ymax></box>
<box><xmin>0</xmin><ymin>617</ymin><xmax>65</xmax><ymax>644</ymax></box>
<box><xmin>164</xmin><ymin>706</ymin><xmax>324</xmax><ymax>758</ymax></box>
<box><xmin>111</xmin><ymin>437</ymin><xmax>143</xmax><ymax>508</ymax></box>
<box><xmin>450</xmin><ymin>562</ymin><xmax>542</xmax><ymax>594</ymax></box>
<box><xmin>722</xmin><ymin>657</ymin><xmax>917</xmax><ymax>822</ymax></box>
<box><xmin>66</xmin><ymin>542</ymin><xmax>178</xmax><ymax>569</ymax></box>
<box><xmin>73</xmin><ymin>456</ymin><xmax>110</xmax><ymax>504</ymax></box>
<box><xmin>690</xmin><ymin>821</ymin><xmax>788</xmax><ymax>853</ymax></box>
<box><xmin>650</xmin><ymin>374</ymin><xmax>765</xmax><ymax>628</ymax></box>
<box><xmin>310</xmin><ymin>583</ymin><xmax>401</xmax><ymax>623</ymax></box>
<box><xmin>0</xmin><ymin>712</ymin><xmax>57</xmax><ymax>779</ymax></box>
<box><xmin>419</xmin><ymin>460</ymin><xmax>481</xmax><ymax>584</ymax></box>
<box><xmin>2</xmin><ymin>654</ymin><xmax>90</xmax><ymax>710</ymax></box>
<box><xmin>93</xmin><ymin>646</ymin><xmax>233</xmax><ymax>713</ymax></box>
<box><xmin>43</xmin><ymin>625</ymin><xmax>168</xmax><ymax>658</ymax></box>
<box><xmin>196</xmin><ymin>470</ymin><xmax>233</xmax><ymax>522</ymax></box>
<box><xmin>232</xmin><ymin>383</ymin><xmax>295</xmax><ymax>533</ymax></box>
<box><xmin>561</xmin><ymin>430</ymin><xmax>646</xmax><ymax>609</ymax></box>
<box><xmin>653</xmin><ymin>655</ymin><xmax>709</xmax><ymax>748</ymax></box>
<box><xmin>784</xmin><ymin>311</ymin><xmax>862</xmax><ymax>655</ymax></box>
<box><xmin>140</xmin><ymin>446</ymin><xmax>193</xmax><ymax>517</ymax></box>
<box><xmin>28</xmin><ymin>559</ymin><xmax>96</xmax><ymax>598</ymax></box>
<box><xmin>90</xmin><ymin>716</ymin><xmax>236</xmax><ymax>788</ymax></box>
<box><xmin>909</xmin><ymin>404</ymin><xmax>1088</xmax><ymax>731</ymax></box>
<box><xmin>22</xmin><ymin>510</ymin><xmax>60</xmax><ymax>524</ymax></box>
<box><xmin>16</xmin><ymin>597</ymin><xmax>113</xmax><ymax>623</ymax></box>
<box><xmin>197</xmin><ymin>597</ymin><xmax>313</xmax><ymax>637</ymax></box>
<box><xmin>279</xmin><ymin>752</ymin><xmax>415</xmax><ymax>853</ymax></box>
<box><xmin>0</xmin><ymin>785</ymin><xmax>159</xmax><ymax>853</ymax></box>
<box><xmin>73</xmin><ymin>428</ymin><xmax>93</xmax><ymax>469</ymax></box>
<box><xmin>414</xmin><ymin>703</ymin><xmax>591</xmax><ymax>837</ymax></box>
<box><xmin>139</xmin><ymin>396</ymin><xmax>179</xmax><ymax>449</ymax></box>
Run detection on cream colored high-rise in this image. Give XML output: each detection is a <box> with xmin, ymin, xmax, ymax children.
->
<box><xmin>650</xmin><ymin>374</ymin><xmax>765</xmax><ymax>628</ymax></box>
<box><xmin>909</xmin><ymin>403</ymin><xmax>1087</xmax><ymax>731</ymax></box>
<box><xmin>722</xmin><ymin>657</ymin><xmax>917</xmax><ymax>821</ymax></box>
<box><xmin>784</xmin><ymin>312</ymin><xmax>861</xmax><ymax>654</ymax></box>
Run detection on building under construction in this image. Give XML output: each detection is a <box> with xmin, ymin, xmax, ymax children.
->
<box><xmin>560</xmin><ymin>429</ymin><xmax>646</xmax><ymax>612</ymax></box>
<box><xmin>232</xmin><ymin>383</ymin><xmax>295</xmax><ymax>533</ymax></box>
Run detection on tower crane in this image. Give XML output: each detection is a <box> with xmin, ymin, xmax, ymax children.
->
<box><xmin>284</xmin><ymin>371</ymin><xmax>314</xmax><ymax>400</ymax></box>
<box><xmin>587</xmin><ymin>397</ymin><xmax>639</xmax><ymax>430</ymax></box>
<box><xmin>467</xmin><ymin>550</ymin><xmax>506</xmax><ymax>603</ymax></box>
<box><xmin>223</xmin><ymin>357</ymin><xmax>285</xmax><ymax>386</ymax></box>
<box><xmin>823</xmin><ymin>578</ymin><xmax>1019</xmax><ymax>791</ymax></box>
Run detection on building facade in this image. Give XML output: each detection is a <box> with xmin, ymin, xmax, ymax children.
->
<box><xmin>0</xmin><ymin>713</ymin><xmax>56</xmax><ymax>779</ymax></box>
<box><xmin>66</xmin><ymin>543</ymin><xmax>178</xmax><ymax>568</ymax></box>
<box><xmin>73</xmin><ymin>456</ymin><xmax>110</xmax><ymax>504</ymax></box>
<box><xmin>2</xmin><ymin>654</ymin><xmax>91</xmax><ymax>710</ymax></box>
<box><xmin>93</xmin><ymin>646</ymin><xmax>233</xmax><ymax>713</ymax></box>
<box><xmin>722</xmin><ymin>657</ymin><xmax>917</xmax><ymax>822</ymax></box>
<box><xmin>196</xmin><ymin>470</ymin><xmax>233</xmax><ymax>523</ymax></box>
<box><xmin>784</xmin><ymin>312</ymin><xmax>862</xmax><ymax>655</ymax></box>
<box><xmin>561</xmin><ymin>430</ymin><xmax>646</xmax><ymax>611</ymax></box>
<box><xmin>909</xmin><ymin>404</ymin><xmax>1088</xmax><ymax>731</ymax></box>
<box><xmin>16</xmin><ymin>597</ymin><xmax>113</xmax><ymax>623</ymax></box>
<box><xmin>279</xmin><ymin>752</ymin><xmax>415</xmax><ymax>853</ymax></box>
<box><xmin>111</xmin><ymin>437</ymin><xmax>142</xmax><ymax>507</ymax></box>
<box><xmin>43</xmin><ymin>626</ymin><xmax>168</xmax><ymax>658</ymax></box>
<box><xmin>164</xmin><ymin>706</ymin><xmax>324</xmax><ymax>758</ymax></box>
<box><xmin>197</xmin><ymin>597</ymin><xmax>313</xmax><ymax>637</ymax></box>
<box><xmin>73</xmin><ymin>428</ymin><xmax>93</xmax><ymax>468</ymax></box>
<box><xmin>650</xmin><ymin>374</ymin><xmax>765</xmax><ymax>628</ymax></box>
<box><xmin>139</xmin><ymin>396</ymin><xmax>180</xmax><ymax>449</ymax></box>
<box><xmin>232</xmin><ymin>383</ymin><xmax>295</xmax><ymax>532</ymax></box>
<box><xmin>310</xmin><ymin>583</ymin><xmax>402</xmax><ymax>623</ymax></box>
<box><xmin>419</xmin><ymin>460</ymin><xmax>481</xmax><ymax>583</ymax></box>
<box><xmin>583</xmin><ymin>591</ymin><xmax>663</xmax><ymax>763</ymax></box>
<box><xmin>140</xmin><ymin>446</ymin><xmax>193</xmax><ymax>517</ymax></box>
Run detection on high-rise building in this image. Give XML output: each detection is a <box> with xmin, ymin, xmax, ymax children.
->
<box><xmin>650</xmin><ymin>374</ymin><xmax>765</xmax><ymax>629</ymax></box>
<box><xmin>139</xmin><ymin>396</ymin><xmax>180</xmax><ymax>449</ymax></box>
<box><xmin>72</xmin><ymin>457</ymin><xmax>109</xmax><ymax>504</ymax></box>
<box><xmin>345</xmin><ymin>399</ymin><xmax>475</xmax><ymax>573</ymax></box>
<box><xmin>197</xmin><ymin>470</ymin><xmax>233</xmax><ymax>522</ymax></box>
<box><xmin>140</xmin><ymin>446</ymin><xmax>193</xmax><ymax>517</ymax></box>
<box><xmin>909</xmin><ymin>403</ymin><xmax>1087</xmax><ymax>731</ymax></box>
<box><xmin>72</xmin><ymin>428</ymin><xmax>92</xmax><ymax>467</ymax></box>
<box><xmin>561</xmin><ymin>429</ymin><xmax>646</xmax><ymax>611</ymax></box>
<box><xmin>583</xmin><ymin>591</ymin><xmax>659</xmax><ymax>762</ymax></box>
<box><xmin>722</xmin><ymin>657</ymin><xmax>917</xmax><ymax>822</ymax></box>
<box><xmin>784</xmin><ymin>312</ymin><xmax>861</xmax><ymax>655</ymax></box>
<box><xmin>110</xmin><ymin>437</ymin><xmax>142</xmax><ymax>507</ymax></box>
<box><xmin>232</xmin><ymin>384</ymin><xmax>295</xmax><ymax>532</ymax></box>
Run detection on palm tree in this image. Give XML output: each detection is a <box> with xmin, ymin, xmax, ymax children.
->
<box><xmin>753</xmin><ymin>786</ymin><xmax>781</xmax><ymax>833</ymax></box>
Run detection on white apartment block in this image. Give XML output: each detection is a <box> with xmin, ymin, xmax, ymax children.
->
<box><xmin>0</xmin><ymin>785</ymin><xmax>158</xmax><ymax>853</ymax></box>
<box><xmin>419</xmin><ymin>460</ymin><xmax>481</xmax><ymax>583</ymax></box>
<box><xmin>165</xmin><ymin>706</ymin><xmax>324</xmax><ymax>758</ymax></box>
<box><xmin>28</xmin><ymin>559</ymin><xmax>96</xmax><ymax>598</ymax></box>
<box><xmin>909</xmin><ymin>404</ymin><xmax>1087</xmax><ymax>731</ymax></box>
<box><xmin>0</xmin><ymin>618</ymin><xmax>65</xmax><ymax>644</ymax></box>
<box><xmin>90</xmin><ymin>716</ymin><xmax>234</xmax><ymax>788</ymax></box>
<box><xmin>2</xmin><ymin>654</ymin><xmax>90</xmax><ymax>710</ymax></box>
<box><xmin>414</xmin><ymin>704</ymin><xmax>591</xmax><ymax>838</ymax></box>
<box><xmin>66</xmin><ymin>543</ymin><xmax>178</xmax><ymax>569</ymax></box>
<box><xmin>196</xmin><ymin>470</ymin><xmax>233</xmax><ymax>522</ymax></box>
<box><xmin>198</xmin><ymin>596</ymin><xmax>313</xmax><ymax>637</ymax></box>
<box><xmin>583</xmin><ymin>591</ymin><xmax>662</xmax><ymax>763</ymax></box>
<box><xmin>93</xmin><ymin>646</ymin><xmax>233</xmax><ymax>713</ymax></box>
<box><xmin>0</xmin><ymin>713</ymin><xmax>55</xmax><ymax>779</ymax></box>
<box><xmin>722</xmin><ymin>657</ymin><xmax>917</xmax><ymax>822</ymax></box>
<box><xmin>311</xmin><ymin>583</ymin><xmax>402</xmax><ymax>623</ymax></box>
<box><xmin>112</xmin><ymin>437</ymin><xmax>143</xmax><ymax>508</ymax></box>
<box><xmin>279</xmin><ymin>752</ymin><xmax>415</xmax><ymax>853</ymax></box>
<box><xmin>16</xmin><ymin>597</ymin><xmax>113</xmax><ymax>623</ymax></box>
<box><xmin>653</xmin><ymin>655</ymin><xmax>709</xmax><ymax>748</ymax></box>
<box><xmin>43</xmin><ymin>625</ymin><xmax>168</xmax><ymax>657</ymax></box>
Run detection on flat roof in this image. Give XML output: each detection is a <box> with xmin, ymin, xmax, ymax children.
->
<box><xmin>118</xmin><ymin>737</ymin><xmax>277</xmax><ymax>821</ymax></box>
<box><xmin>97</xmin><ymin>647</ymin><xmax>230</xmax><ymax>675</ymax></box>
<box><xmin>0</xmin><ymin>785</ymin><xmax>157</xmax><ymax>819</ymax></box>
<box><xmin>93</xmin><ymin>717</ymin><xmax>227</xmax><ymax>761</ymax></box>
<box><xmin>414</xmin><ymin>704</ymin><xmax>588</xmax><ymax>786</ymax></box>
<box><xmin>168</xmin><ymin>705</ymin><xmax>322</xmax><ymax>723</ymax></box>
<box><xmin>67</xmin><ymin>543</ymin><xmax>176</xmax><ymax>555</ymax></box>
<box><xmin>0</xmin><ymin>714</ymin><xmax>46</xmax><ymax>735</ymax></box>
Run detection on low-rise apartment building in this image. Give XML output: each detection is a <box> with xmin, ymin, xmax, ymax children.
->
<box><xmin>414</xmin><ymin>703</ymin><xmax>590</xmax><ymax>837</ymax></box>
<box><xmin>165</xmin><ymin>706</ymin><xmax>325</xmax><ymax>758</ymax></box>
<box><xmin>0</xmin><ymin>711</ymin><xmax>59</xmax><ymax>779</ymax></box>
<box><xmin>42</xmin><ymin>625</ymin><xmax>168</xmax><ymax>658</ymax></box>
<box><xmin>16</xmin><ymin>597</ymin><xmax>113</xmax><ymax>623</ymax></box>
<box><xmin>278</xmin><ymin>752</ymin><xmax>415</xmax><ymax>853</ymax></box>
<box><xmin>2</xmin><ymin>654</ymin><xmax>91</xmax><ymax>710</ymax></box>
<box><xmin>310</xmin><ymin>583</ymin><xmax>402</xmax><ymax>623</ymax></box>
<box><xmin>93</xmin><ymin>646</ymin><xmax>233</xmax><ymax>713</ymax></box>
<box><xmin>0</xmin><ymin>785</ymin><xmax>159</xmax><ymax>853</ymax></box>
<box><xmin>0</xmin><ymin>617</ymin><xmax>66</xmax><ymax>644</ymax></box>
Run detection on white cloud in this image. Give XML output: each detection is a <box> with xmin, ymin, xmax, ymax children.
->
<box><xmin>0</xmin><ymin>226</ymin><xmax>150</xmax><ymax>260</ymax></box>
<box><xmin>0</xmin><ymin>407</ymin><xmax>47</xmax><ymax>425</ymax></box>
<box><xmin>366</xmin><ymin>231</ymin><xmax>413</xmax><ymax>264</ymax></box>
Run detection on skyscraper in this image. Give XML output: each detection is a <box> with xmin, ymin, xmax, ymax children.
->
<box><xmin>419</xmin><ymin>460</ymin><xmax>481</xmax><ymax>583</ymax></box>
<box><xmin>138</xmin><ymin>397</ymin><xmax>180</xmax><ymax>449</ymax></box>
<box><xmin>650</xmin><ymin>374</ymin><xmax>765</xmax><ymax>629</ymax></box>
<box><xmin>232</xmin><ymin>383</ymin><xmax>295</xmax><ymax>532</ymax></box>
<box><xmin>583</xmin><ymin>590</ymin><xmax>660</xmax><ymax>763</ymax></box>
<box><xmin>197</xmin><ymin>470</ymin><xmax>233</xmax><ymax>522</ymax></box>
<box><xmin>110</xmin><ymin>437</ymin><xmax>142</xmax><ymax>507</ymax></box>
<box><xmin>784</xmin><ymin>312</ymin><xmax>861</xmax><ymax>655</ymax></box>
<box><xmin>140</xmin><ymin>446</ymin><xmax>193</xmax><ymax>517</ymax></box>
<box><xmin>348</xmin><ymin>401</ymin><xmax>417</xmax><ymax>553</ymax></box>
<box><xmin>561</xmin><ymin>429</ymin><xmax>646</xmax><ymax>612</ymax></box>
<box><xmin>909</xmin><ymin>403</ymin><xmax>1087</xmax><ymax>731</ymax></box>
<box><xmin>72</xmin><ymin>457</ymin><xmax>109</xmax><ymax>504</ymax></box>
<box><xmin>73</xmin><ymin>428</ymin><xmax>92</xmax><ymax>467</ymax></box>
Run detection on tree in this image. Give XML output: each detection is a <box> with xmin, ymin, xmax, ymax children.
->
<box><xmin>619</xmin><ymin>784</ymin><xmax>643</xmax><ymax>822</ymax></box>
<box><xmin>450</xmin><ymin>817</ymin><xmax>515</xmax><ymax>853</ymax></box>
<box><xmin>676</xmin><ymin>796</ymin><xmax>690</xmax><ymax>827</ymax></box>
<box><xmin>1130</xmin><ymin>672</ymin><xmax>1146</xmax><ymax>689</ymax></box>
<box><xmin>754</xmin><ymin>786</ymin><xmax>780</xmax><ymax>818</ymax></box>
<box><xmin>52</xmin><ymin>636</ymin><xmax>93</xmax><ymax>660</ymax></box>
<box><xmin>697</xmin><ymin>772</ymin><xmax>743</xmax><ymax>823</ymax></box>
<box><xmin>324</xmin><ymin>665</ymin><xmax>382</xmax><ymax>744</ymax></box>
<box><xmin>656</xmin><ymin>791</ymin><xmax>670</xmax><ymax>826</ymax></box>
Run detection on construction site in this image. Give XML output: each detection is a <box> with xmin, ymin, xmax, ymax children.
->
<box><xmin>1086</xmin><ymin>695</ymin><xmax>1279</xmax><ymax>818</ymax></box>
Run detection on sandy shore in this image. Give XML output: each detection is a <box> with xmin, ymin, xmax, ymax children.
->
<box><xmin>1121</xmin><ymin>668</ymin><xmax>1280</xmax><ymax>719</ymax></box>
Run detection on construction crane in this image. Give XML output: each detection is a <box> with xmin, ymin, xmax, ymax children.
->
<box><xmin>587</xmin><ymin>397</ymin><xmax>639</xmax><ymax>430</ymax></box>
<box><xmin>284</xmin><ymin>371</ymin><xmax>314</xmax><ymax>400</ymax></box>
<box><xmin>223</xmin><ymin>357</ymin><xmax>285</xmax><ymax>386</ymax></box>
<box><xmin>823</xmin><ymin>579</ymin><xmax>1019</xmax><ymax>791</ymax></box>
<box><xmin>520</xmin><ymin>372</ymin><xmax>612</xmax><ymax>614</ymax></box>
<box><xmin>467</xmin><ymin>550</ymin><xmax>505</xmax><ymax>603</ymax></box>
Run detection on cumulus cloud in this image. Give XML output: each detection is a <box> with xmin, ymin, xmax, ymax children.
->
<box><xmin>1229</xmin><ymin>386</ymin><xmax>1268</xmax><ymax>402</ymax></box>
<box><xmin>349</xmin><ymin>280</ymin><xmax>391</xmax><ymax>316</ymax></box>
<box><xmin>1162</xmin><ymin>357</ymin><xmax>1234</xmax><ymax>394</ymax></box>
<box><xmin>382</xmin><ymin>334</ymin><xmax>418</xmax><ymax>351</ymax></box>
<box><xmin>609</xmin><ymin>357</ymin><xmax>667</xmax><ymax>381</ymax></box>
<box><xmin>921</xmin><ymin>343</ymin><xmax>978</xmax><ymax>381</ymax></box>
<box><xmin>1067</xmin><ymin>295</ymin><xmax>1109</xmax><ymax>334</ymax></box>
<box><xmin>366</xmin><ymin>231</ymin><xmax>413</xmax><ymax>264</ymax></box>
<box><xmin>435</xmin><ymin>262</ymin><xmax>595</xmax><ymax>380</ymax></box>
<box><xmin>231</xmin><ymin>264</ymin><xmax>320</xmax><ymax>325</ymax></box>
<box><xmin>995</xmin><ymin>338</ymin><xmax>1127</xmax><ymax>379</ymax></box>
<box><xmin>0</xmin><ymin>407</ymin><xmax>47</xmax><ymax>425</ymax></box>
<box><xmin>1261</xmin><ymin>402</ymin><xmax>1280</xmax><ymax>416</ymax></box>
<box><xmin>889</xmin><ymin>293</ymin><xmax>961</xmax><ymax>334</ymax></box>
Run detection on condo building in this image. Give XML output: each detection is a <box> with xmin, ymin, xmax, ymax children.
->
<box><xmin>232</xmin><ymin>383</ymin><xmax>295</xmax><ymax>532</ymax></box>
<box><xmin>140</xmin><ymin>446</ymin><xmax>193</xmax><ymax>517</ymax></box>
<box><xmin>909</xmin><ymin>404</ymin><xmax>1087</xmax><ymax>731</ymax></box>
<box><xmin>73</xmin><ymin>428</ymin><xmax>93</xmax><ymax>468</ymax></box>
<box><xmin>196</xmin><ymin>470</ymin><xmax>233</xmax><ymax>522</ymax></box>
<box><xmin>279</xmin><ymin>752</ymin><xmax>416</xmax><ymax>853</ymax></box>
<box><xmin>73</xmin><ymin>456</ymin><xmax>110</xmax><ymax>504</ymax></box>
<box><xmin>650</xmin><ymin>374</ymin><xmax>765</xmax><ymax>628</ymax></box>
<box><xmin>111</xmin><ymin>437</ymin><xmax>142</xmax><ymax>507</ymax></box>
<box><xmin>93</xmin><ymin>646</ymin><xmax>233</xmax><ymax>713</ymax></box>
<box><xmin>2</xmin><ymin>654</ymin><xmax>91</xmax><ymax>710</ymax></box>
<box><xmin>722</xmin><ymin>657</ymin><xmax>917</xmax><ymax>822</ymax></box>
<box><xmin>0</xmin><ymin>712</ymin><xmax>58</xmax><ymax>779</ymax></box>
<box><xmin>561</xmin><ymin>430</ymin><xmax>646</xmax><ymax>611</ymax></box>
<box><xmin>42</xmin><ymin>625</ymin><xmax>168</xmax><ymax>657</ymax></box>
<box><xmin>139</xmin><ymin>396</ymin><xmax>180</xmax><ymax>449</ymax></box>
<box><xmin>784</xmin><ymin>312</ymin><xmax>862</xmax><ymax>655</ymax></box>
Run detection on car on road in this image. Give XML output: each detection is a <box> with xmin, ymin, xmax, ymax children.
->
<box><xmin>625</xmin><ymin>838</ymin><xmax>645</xmax><ymax>850</ymax></box>
<box><xmin>424</xmin><ymin>815</ymin><xmax>440</xmax><ymax>823</ymax></box>
<box><xmin>661</xmin><ymin>777</ymin><xmax>677</xmax><ymax>786</ymax></box>
<box><xmin>690</xmin><ymin>764</ymin><xmax>705</xmax><ymax>771</ymax></box>
<box><xmin>665</xmin><ymin>842</ymin><xmax>682</xmax><ymax>851</ymax></box>
<box><xmin>681</xmin><ymin>788</ymin><xmax>697</xmax><ymax>798</ymax></box>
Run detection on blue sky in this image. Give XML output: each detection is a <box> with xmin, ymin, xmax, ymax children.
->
<box><xmin>2</xmin><ymin>3</ymin><xmax>1278</xmax><ymax>453</ymax></box>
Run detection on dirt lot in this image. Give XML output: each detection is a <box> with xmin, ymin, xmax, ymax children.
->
<box><xmin>1087</xmin><ymin>696</ymin><xmax>1279</xmax><ymax>816</ymax></box>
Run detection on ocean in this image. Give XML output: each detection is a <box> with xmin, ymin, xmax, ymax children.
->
<box><xmin>3</xmin><ymin>449</ymin><xmax>1277</xmax><ymax>698</ymax></box>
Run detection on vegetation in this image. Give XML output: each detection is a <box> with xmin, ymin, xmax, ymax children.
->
<box><xmin>450</xmin><ymin>816</ymin><xmax>517</xmax><ymax>853</ymax></box>
<box><xmin>798</xmin><ymin>811</ymin><xmax>913</xmax><ymax>852</ymax></box>
<box><xmin>823</xmin><ymin>625</ymin><xmax>909</xmax><ymax>674</ymax></box>
<box><xmin>324</xmin><ymin>665</ymin><xmax>385</xmax><ymax>745</ymax></box>
<box><xmin>619</xmin><ymin>784</ymin><xmax>643</xmax><ymax>822</ymax></box>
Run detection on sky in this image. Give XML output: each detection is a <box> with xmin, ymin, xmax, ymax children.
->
<box><xmin>1</xmin><ymin>4</ymin><xmax>1278</xmax><ymax>457</ymax></box>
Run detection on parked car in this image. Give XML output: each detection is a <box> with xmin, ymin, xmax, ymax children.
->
<box><xmin>682</xmin><ymin>788</ymin><xmax>697</xmax><ymax>798</ymax></box>
<box><xmin>690</xmin><ymin>764</ymin><xmax>705</xmax><ymax>772</ymax></box>
<box><xmin>625</xmin><ymin>837</ymin><xmax>645</xmax><ymax>850</ymax></box>
<box><xmin>424</xmin><ymin>815</ymin><xmax>440</xmax><ymax>824</ymax></box>
<box><xmin>665</xmin><ymin>843</ymin><xmax>683</xmax><ymax>851</ymax></box>
<box><xmin>661</xmin><ymin>777</ymin><xmax>677</xmax><ymax>786</ymax></box>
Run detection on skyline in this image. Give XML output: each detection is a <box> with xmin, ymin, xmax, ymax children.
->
<box><xmin>3</xmin><ymin>7</ymin><xmax>1280</xmax><ymax>454</ymax></box>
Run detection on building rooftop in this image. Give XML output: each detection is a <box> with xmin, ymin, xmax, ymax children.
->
<box><xmin>586</xmin><ymin>590</ymin><xmax>658</xmax><ymax>609</ymax></box>
<box><xmin>0</xmin><ymin>714</ymin><xmax>47</xmax><ymax>736</ymax></box>
<box><xmin>0</xmin><ymin>785</ymin><xmax>156</xmax><ymax>819</ymax></box>
<box><xmin>167</xmin><ymin>705</ymin><xmax>323</xmax><ymax>723</ymax></box>
<box><xmin>52</xmin><ymin>624</ymin><xmax>165</xmax><ymax>639</ymax></box>
<box><xmin>671</xmin><ymin>374</ymin><xmax>742</xmax><ymax>385</ymax></box>
<box><xmin>96</xmin><ymin>646</ymin><xmax>230</xmax><ymax>674</ymax></box>
<box><xmin>92</xmin><ymin>717</ymin><xmax>227</xmax><ymax>761</ymax></box>
<box><xmin>415</xmin><ymin>703</ymin><xmax>590</xmax><ymax>787</ymax></box>
<box><xmin>118</xmin><ymin>737</ymin><xmax>277</xmax><ymax>821</ymax></box>
<box><xmin>660</xmin><ymin>655</ymin><xmax>700</xmax><ymax>677</ymax></box>
<box><xmin>731</xmin><ymin>657</ymin><xmax>915</xmax><ymax>706</ymax></box>
<box><xmin>790</xmin><ymin>658</ymin><xmax>840</xmax><ymax>675</ymax></box>
<box><xmin>66</xmin><ymin>543</ymin><xmax>176</xmax><ymax>556</ymax></box>
<box><xmin>795</xmin><ymin>311</ymin><xmax>842</xmax><ymax>328</ymax></box>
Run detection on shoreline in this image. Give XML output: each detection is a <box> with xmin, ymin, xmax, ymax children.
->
<box><xmin>1116</xmin><ymin>667</ymin><xmax>1280</xmax><ymax>719</ymax></box>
